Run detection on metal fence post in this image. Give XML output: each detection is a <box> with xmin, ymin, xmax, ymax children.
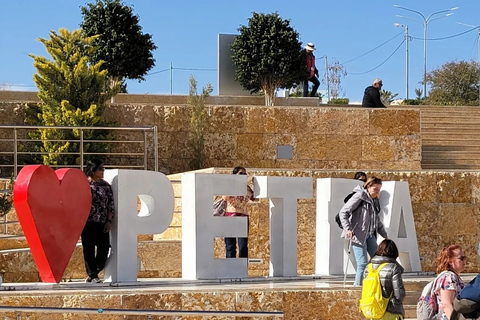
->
<box><xmin>80</xmin><ymin>129</ymin><xmax>84</xmax><ymax>172</ymax></box>
<box><xmin>13</xmin><ymin>128</ymin><xmax>17</xmax><ymax>178</ymax></box>
<box><xmin>154</xmin><ymin>126</ymin><xmax>158</xmax><ymax>172</ymax></box>
<box><xmin>143</xmin><ymin>130</ymin><xmax>148</xmax><ymax>170</ymax></box>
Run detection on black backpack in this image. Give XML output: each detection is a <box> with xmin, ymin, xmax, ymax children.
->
<box><xmin>334</xmin><ymin>191</ymin><xmax>355</xmax><ymax>229</ymax></box>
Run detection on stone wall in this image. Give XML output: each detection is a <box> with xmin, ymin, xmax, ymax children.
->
<box><xmin>0</xmin><ymin>101</ymin><xmax>421</xmax><ymax>174</ymax></box>
<box><xmin>103</xmin><ymin>104</ymin><xmax>421</xmax><ymax>174</ymax></box>
<box><xmin>1</xmin><ymin>171</ymin><xmax>478</xmax><ymax>280</ymax></box>
<box><xmin>161</xmin><ymin>169</ymin><xmax>480</xmax><ymax>276</ymax></box>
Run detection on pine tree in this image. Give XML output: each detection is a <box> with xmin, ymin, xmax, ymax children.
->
<box><xmin>188</xmin><ymin>76</ymin><xmax>213</xmax><ymax>170</ymax></box>
<box><xmin>28</xmin><ymin>28</ymin><xmax>119</xmax><ymax>165</ymax></box>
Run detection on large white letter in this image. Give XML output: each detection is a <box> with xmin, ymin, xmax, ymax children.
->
<box><xmin>104</xmin><ymin>170</ymin><xmax>174</xmax><ymax>282</ymax></box>
<box><xmin>315</xmin><ymin>178</ymin><xmax>361</xmax><ymax>275</ymax></box>
<box><xmin>182</xmin><ymin>173</ymin><xmax>248</xmax><ymax>280</ymax></box>
<box><xmin>315</xmin><ymin>178</ymin><xmax>421</xmax><ymax>276</ymax></box>
<box><xmin>379</xmin><ymin>181</ymin><xmax>421</xmax><ymax>272</ymax></box>
<box><xmin>254</xmin><ymin>176</ymin><xmax>313</xmax><ymax>277</ymax></box>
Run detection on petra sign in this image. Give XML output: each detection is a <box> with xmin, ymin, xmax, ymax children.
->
<box><xmin>13</xmin><ymin>166</ymin><xmax>421</xmax><ymax>283</ymax></box>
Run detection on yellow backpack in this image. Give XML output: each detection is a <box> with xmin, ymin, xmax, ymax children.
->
<box><xmin>359</xmin><ymin>263</ymin><xmax>392</xmax><ymax>319</ymax></box>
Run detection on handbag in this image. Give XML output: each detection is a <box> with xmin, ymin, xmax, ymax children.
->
<box><xmin>213</xmin><ymin>198</ymin><xmax>227</xmax><ymax>216</ymax></box>
<box><xmin>459</xmin><ymin>274</ymin><xmax>480</xmax><ymax>303</ymax></box>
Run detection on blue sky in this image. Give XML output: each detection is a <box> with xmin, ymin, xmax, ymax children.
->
<box><xmin>1</xmin><ymin>0</ymin><xmax>479</xmax><ymax>103</ymax></box>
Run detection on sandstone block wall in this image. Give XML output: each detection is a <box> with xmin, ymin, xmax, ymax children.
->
<box><xmin>161</xmin><ymin>169</ymin><xmax>480</xmax><ymax>276</ymax></box>
<box><xmin>103</xmin><ymin>104</ymin><xmax>421</xmax><ymax>174</ymax></box>
<box><xmin>0</xmin><ymin>102</ymin><xmax>421</xmax><ymax>175</ymax></box>
<box><xmin>1</xmin><ymin>169</ymin><xmax>478</xmax><ymax>280</ymax></box>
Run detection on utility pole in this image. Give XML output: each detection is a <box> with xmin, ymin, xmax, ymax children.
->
<box><xmin>394</xmin><ymin>23</ymin><xmax>409</xmax><ymax>100</ymax></box>
<box><xmin>170</xmin><ymin>62</ymin><xmax>173</xmax><ymax>95</ymax></box>
<box><xmin>325</xmin><ymin>55</ymin><xmax>330</xmax><ymax>102</ymax></box>
<box><xmin>457</xmin><ymin>23</ymin><xmax>480</xmax><ymax>106</ymax></box>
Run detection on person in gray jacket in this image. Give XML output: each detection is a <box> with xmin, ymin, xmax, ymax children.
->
<box><xmin>339</xmin><ymin>176</ymin><xmax>388</xmax><ymax>286</ymax></box>
<box><xmin>364</xmin><ymin>239</ymin><xmax>405</xmax><ymax>319</ymax></box>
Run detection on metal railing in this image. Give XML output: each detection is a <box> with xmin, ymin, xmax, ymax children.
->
<box><xmin>0</xmin><ymin>125</ymin><xmax>158</xmax><ymax>178</ymax></box>
<box><xmin>0</xmin><ymin>306</ymin><xmax>284</xmax><ymax>318</ymax></box>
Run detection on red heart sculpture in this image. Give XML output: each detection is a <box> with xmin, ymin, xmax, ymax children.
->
<box><xmin>13</xmin><ymin>165</ymin><xmax>91</xmax><ymax>283</ymax></box>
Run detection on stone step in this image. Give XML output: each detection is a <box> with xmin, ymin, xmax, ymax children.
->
<box><xmin>422</xmin><ymin>163</ymin><xmax>480</xmax><ymax>169</ymax></box>
<box><xmin>423</xmin><ymin>145</ymin><xmax>480</xmax><ymax>151</ymax></box>
<box><xmin>0</xmin><ymin>240</ymin><xmax>183</xmax><ymax>282</ymax></box>
<box><xmin>405</xmin><ymin>305</ymin><xmax>416</xmax><ymax>318</ymax></box>
<box><xmin>421</xmin><ymin>107</ymin><xmax>480</xmax><ymax>114</ymax></box>
<box><xmin>422</xmin><ymin>133</ymin><xmax>480</xmax><ymax>141</ymax></box>
<box><xmin>421</xmin><ymin>158</ymin><xmax>480</xmax><ymax>165</ymax></box>
<box><xmin>422</xmin><ymin>125</ymin><xmax>480</xmax><ymax>131</ymax></box>
<box><xmin>421</xmin><ymin>112</ymin><xmax>480</xmax><ymax>123</ymax></box>
<box><xmin>422</xmin><ymin>151</ymin><xmax>480</xmax><ymax>160</ymax></box>
<box><xmin>421</xmin><ymin>113</ymin><xmax>480</xmax><ymax>120</ymax></box>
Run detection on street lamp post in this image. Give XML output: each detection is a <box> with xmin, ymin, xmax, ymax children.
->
<box><xmin>394</xmin><ymin>23</ymin><xmax>409</xmax><ymax>100</ymax></box>
<box><xmin>457</xmin><ymin>22</ymin><xmax>480</xmax><ymax>107</ymax></box>
<box><xmin>394</xmin><ymin>5</ymin><xmax>458</xmax><ymax>98</ymax></box>
<box><xmin>317</xmin><ymin>54</ymin><xmax>330</xmax><ymax>102</ymax></box>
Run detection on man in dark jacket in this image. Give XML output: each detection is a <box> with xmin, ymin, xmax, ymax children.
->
<box><xmin>362</xmin><ymin>78</ymin><xmax>386</xmax><ymax>108</ymax></box>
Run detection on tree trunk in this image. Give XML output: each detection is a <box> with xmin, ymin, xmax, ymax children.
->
<box><xmin>263</xmin><ymin>85</ymin><xmax>276</xmax><ymax>106</ymax></box>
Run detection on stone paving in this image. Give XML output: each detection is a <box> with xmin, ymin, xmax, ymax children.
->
<box><xmin>0</xmin><ymin>273</ymin><xmax>476</xmax><ymax>319</ymax></box>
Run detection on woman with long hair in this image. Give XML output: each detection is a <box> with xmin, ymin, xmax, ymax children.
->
<box><xmin>434</xmin><ymin>245</ymin><xmax>466</xmax><ymax>320</ymax></box>
<box><xmin>339</xmin><ymin>176</ymin><xmax>388</xmax><ymax>286</ymax></box>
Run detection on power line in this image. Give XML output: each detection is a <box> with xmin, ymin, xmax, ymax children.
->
<box><xmin>146</xmin><ymin>66</ymin><xmax>216</xmax><ymax>77</ymax></box>
<box><xmin>349</xmin><ymin>39</ymin><xmax>406</xmax><ymax>75</ymax></box>
<box><xmin>174</xmin><ymin>67</ymin><xmax>216</xmax><ymax>71</ymax></box>
<box><xmin>410</xmin><ymin>25</ymin><xmax>479</xmax><ymax>41</ymax></box>
<box><xmin>340</xmin><ymin>30</ymin><xmax>405</xmax><ymax>65</ymax></box>
<box><xmin>146</xmin><ymin>68</ymin><xmax>170</xmax><ymax>76</ymax></box>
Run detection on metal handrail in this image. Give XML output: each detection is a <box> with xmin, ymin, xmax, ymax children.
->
<box><xmin>0</xmin><ymin>125</ymin><xmax>159</xmax><ymax>177</ymax></box>
<box><xmin>0</xmin><ymin>306</ymin><xmax>284</xmax><ymax>318</ymax></box>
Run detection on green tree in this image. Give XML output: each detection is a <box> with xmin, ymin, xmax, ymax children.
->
<box><xmin>80</xmin><ymin>0</ymin><xmax>157</xmax><ymax>89</ymax></box>
<box><xmin>231</xmin><ymin>12</ymin><xmax>304</xmax><ymax>106</ymax></box>
<box><xmin>415</xmin><ymin>88</ymin><xmax>423</xmax><ymax>100</ymax></box>
<box><xmin>327</xmin><ymin>59</ymin><xmax>347</xmax><ymax>100</ymax></box>
<box><xmin>380</xmin><ymin>90</ymin><xmax>399</xmax><ymax>106</ymax></box>
<box><xmin>29</xmin><ymin>28</ymin><xmax>119</xmax><ymax>165</ymax></box>
<box><xmin>188</xmin><ymin>76</ymin><xmax>213</xmax><ymax>170</ymax></box>
<box><xmin>425</xmin><ymin>60</ymin><xmax>480</xmax><ymax>106</ymax></box>
<box><xmin>0</xmin><ymin>175</ymin><xmax>14</xmax><ymax>218</ymax></box>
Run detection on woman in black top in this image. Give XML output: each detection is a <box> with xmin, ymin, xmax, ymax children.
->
<box><xmin>81</xmin><ymin>159</ymin><xmax>114</xmax><ymax>283</ymax></box>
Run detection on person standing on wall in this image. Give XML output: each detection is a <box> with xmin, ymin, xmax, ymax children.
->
<box><xmin>362</xmin><ymin>78</ymin><xmax>386</xmax><ymax>108</ymax></box>
<box><xmin>223</xmin><ymin>166</ymin><xmax>257</xmax><ymax>258</ymax></box>
<box><xmin>81</xmin><ymin>159</ymin><xmax>115</xmax><ymax>283</ymax></box>
<box><xmin>339</xmin><ymin>176</ymin><xmax>388</xmax><ymax>286</ymax></box>
<box><xmin>303</xmin><ymin>42</ymin><xmax>320</xmax><ymax>97</ymax></box>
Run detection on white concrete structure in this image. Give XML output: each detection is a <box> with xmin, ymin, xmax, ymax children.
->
<box><xmin>254</xmin><ymin>176</ymin><xmax>313</xmax><ymax>276</ymax></box>
<box><xmin>218</xmin><ymin>34</ymin><xmax>251</xmax><ymax>96</ymax></box>
<box><xmin>97</xmin><ymin>170</ymin><xmax>420</xmax><ymax>282</ymax></box>
<box><xmin>182</xmin><ymin>173</ymin><xmax>249</xmax><ymax>280</ymax></box>
<box><xmin>103</xmin><ymin>170</ymin><xmax>174</xmax><ymax>282</ymax></box>
<box><xmin>315</xmin><ymin>178</ymin><xmax>421</xmax><ymax>276</ymax></box>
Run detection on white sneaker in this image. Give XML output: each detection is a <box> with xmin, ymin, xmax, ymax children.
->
<box><xmin>91</xmin><ymin>277</ymin><xmax>102</xmax><ymax>283</ymax></box>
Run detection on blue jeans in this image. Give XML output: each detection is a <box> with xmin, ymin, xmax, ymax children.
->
<box><xmin>352</xmin><ymin>235</ymin><xmax>378</xmax><ymax>286</ymax></box>
<box><xmin>225</xmin><ymin>237</ymin><xmax>248</xmax><ymax>258</ymax></box>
